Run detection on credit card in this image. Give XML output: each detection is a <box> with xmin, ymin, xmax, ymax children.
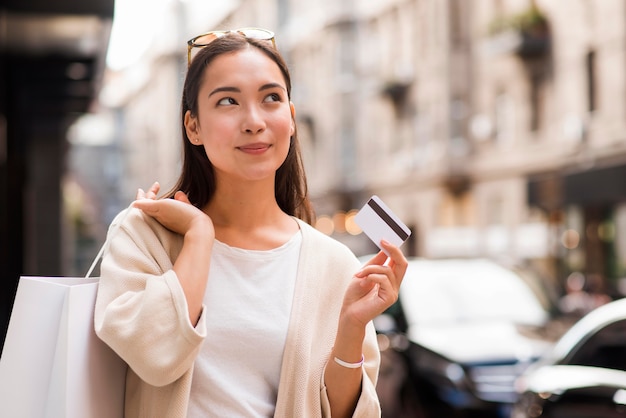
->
<box><xmin>354</xmin><ymin>195</ymin><xmax>411</xmax><ymax>256</ymax></box>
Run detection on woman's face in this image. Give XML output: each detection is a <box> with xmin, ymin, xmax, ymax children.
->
<box><xmin>185</xmin><ymin>46</ymin><xmax>295</xmax><ymax>186</ymax></box>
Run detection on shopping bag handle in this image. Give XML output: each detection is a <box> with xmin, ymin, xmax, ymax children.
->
<box><xmin>85</xmin><ymin>204</ymin><xmax>134</xmax><ymax>279</ymax></box>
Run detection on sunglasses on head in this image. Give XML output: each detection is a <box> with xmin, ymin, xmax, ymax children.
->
<box><xmin>187</xmin><ymin>27</ymin><xmax>276</xmax><ymax>66</ymax></box>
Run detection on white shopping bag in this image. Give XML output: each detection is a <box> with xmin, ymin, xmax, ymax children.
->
<box><xmin>0</xmin><ymin>207</ymin><xmax>131</xmax><ymax>417</ymax></box>
<box><xmin>0</xmin><ymin>276</ymin><xmax>126</xmax><ymax>418</ymax></box>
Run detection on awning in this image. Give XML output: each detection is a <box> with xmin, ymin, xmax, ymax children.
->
<box><xmin>528</xmin><ymin>164</ymin><xmax>626</xmax><ymax>209</ymax></box>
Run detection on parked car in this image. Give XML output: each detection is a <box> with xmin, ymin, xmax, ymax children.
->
<box><xmin>511</xmin><ymin>297</ymin><xmax>626</xmax><ymax>418</ymax></box>
<box><xmin>372</xmin><ymin>257</ymin><xmax>559</xmax><ymax>418</ymax></box>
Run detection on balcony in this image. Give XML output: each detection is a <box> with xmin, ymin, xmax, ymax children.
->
<box><xmin>483</xmin><ymin>6</ymin><xmax>550</xmax><ymax>59</ymax></box>
<box><xmin>381</xmin><ymin>80</ymin><xmax>412</xmax><ymax>117</ymax></box>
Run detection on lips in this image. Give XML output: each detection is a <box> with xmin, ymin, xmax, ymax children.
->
<box><xmin>237</xmin><ymin>143</ymin><xmax>271</xmax><ymax>154</ymax></box>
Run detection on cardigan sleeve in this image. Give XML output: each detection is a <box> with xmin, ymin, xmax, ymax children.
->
<box><xmin>94</xmin><ymin>208</ymin><xmax>207</xmax><ymax>387</ymax></box>
<box><xmin>353</xmin><ymin>320</ymin><xmax>382</xmax><ymax>416</ymax></box>
<box><xmin>320</xmin><ymin>320</ymin><xmax>381</xmax><ymax>417</ymax></box>
<box><xmin>306</xmin><ymin>226</ymin><xmax>380</xmax><ymax>417</ymax></box>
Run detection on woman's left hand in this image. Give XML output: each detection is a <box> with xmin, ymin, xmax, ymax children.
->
<box><xmin>324</xmin><ymin>241</ymin><xmax>408</xmax><ymax>417</ymax></box>
<box><xmin>342</xmin><ymin>241</ymin><xmax>408</xmax><ymax>328</ymax></box>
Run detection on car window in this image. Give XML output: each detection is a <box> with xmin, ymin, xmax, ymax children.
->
<box><xmin>563</xmin><ymin>319</ymin><xmax>626</xmax><ymax>371</ymax></box>
<box><xmin>399</xmin><ymin>260</ymin><xmax>547</xmax><ymax>327</ymax></box>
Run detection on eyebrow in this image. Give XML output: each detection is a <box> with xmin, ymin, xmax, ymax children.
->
<box><xmin>208</xmin><ymin>82</ymin><xmax>286</xmax><ymax>97</ymax></box>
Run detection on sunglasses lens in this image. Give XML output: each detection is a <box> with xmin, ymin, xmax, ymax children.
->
<box><xmin>192</xmin><ymin>33</ymin><xmax>221</xmax><ymax>46</ymax></box>
<box><xmin>239</xmin><ymin>28</ymin><xmax>274</xmax><ymax>41</ymax></box>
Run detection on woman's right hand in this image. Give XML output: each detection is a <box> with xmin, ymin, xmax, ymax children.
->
<box><xmin>136</xmin><ymin>181</ymin><xmax>161</xmax><ymax>200</ymax></box>
<box><xmin>133</xmin><ymin>185</ymin><xmax>214</xmax><ymax>240</ymax></box>
<box><xmin>133</xmin><ymin>183</ymin><xmax>214</xmax><ymax>326</ymax></box>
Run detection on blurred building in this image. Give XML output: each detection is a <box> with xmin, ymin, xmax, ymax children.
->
<box><xmin>95</xmin><ymin>1</ymin><xmax>245</xmax><ymax>205</ymax></box>
<box><xmin>215</xmin><ymin>0</ymin><xmax>626</xmax><ymax>296</ymax></box>
<box><xmin>0</xmin><ymin>1</ymin><xmax>114</xmax><ymax>347</ymax></box>
<box><xmin>63</xmin><ymin>0</ymin><xmax>626</xmax><ymax>309</ymax></box>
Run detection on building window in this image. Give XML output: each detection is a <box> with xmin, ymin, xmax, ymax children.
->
<box><xmin>494</xmin><ymin>92</ymin><xmax>515</xmax><ymax>145</ymax></box>
<box><xmin>586</xmin><ymin>50</ymin><xmax>596</xmax><ymax>113</ymax></box>
<box><xmin>449</xmin><ymin>0</ymin><xmax>464</xmax><ymax>48</ymax></box>
<box><xmin>530</xmin><ymin>74</ymin><xmax>546</xmax><ymax>132</ymax></box>
<box><xmin>450</xmin><ymin>98</ymin><xmax>468</xmax><ymax>155</ymax></box>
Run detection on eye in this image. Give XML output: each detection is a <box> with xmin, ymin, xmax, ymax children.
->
<box><xmin>217</xmin><ymin>97</ymin><xmax>237</xmax><ymax>106</ymax></box>
<box><xmin>263</xmin><ymin>93</ymin><xmax>282</xmax><ymax>103</ymax></box>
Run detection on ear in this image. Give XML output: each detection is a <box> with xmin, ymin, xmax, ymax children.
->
<box><xmin>289</xmin><ymin>102</ymin><xmax>296</xmax><ymax>136</ymax></box>
<box><xmin>184</xmin><ymin>110</ymin><xmax>200</xmax><ymax>144</ymax></box>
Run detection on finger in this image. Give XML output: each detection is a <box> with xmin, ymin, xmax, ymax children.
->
<box><xmin>132</xmin><ymin>198</ymin><xmax>159</xmax><ymax>213</ymax></box>
<box><xmin>380</xmin><ymin>240</ymin><xmax>408</xmax><ymax>275</ymax></box>
<box><xmin>149</xmin><ymin>181</ymin><xmax>160</xmax><ymax>195</ymax></box>
<box><xmin>174</xmin><ymin>190</ymin><xmax>191</xmax><ymax>204</ymax></box>
<box><xmin>362</xmin><ymin>251</ymin><xmax>388</xmax><ymax>268</ymax></box>
<box><xmin>359</xmin><ymin>268</ymin><xmax>399</xmax><ymax>291</ymax></box>
<box><xmin>358</xmin><ymin>273</ymin><xmax>399</xmax><ymax>304</ymax></box>
<box><xmin>358</xmin><ymin>272</ymin><xmax>389</xmax><ymax>287</ymax></box>
<box><xmin>356</xmin><ymin>263</ymin><xmax>391</xmax><ymax>278</ymax></box>
<box><xmin>136</xmin><ymin>188</ymin><xmax>145</xmax><ymax>200</ymax></box>
<box><xmin>146</xmin><ymin>182</ymin><xmax>160</xmax><ymax>199</ymax></box>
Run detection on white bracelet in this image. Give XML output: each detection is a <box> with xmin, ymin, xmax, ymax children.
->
<box><xmin>333</xmin><ymin>354</ymin><xmax>364</xmax><ymax>369</ymax></box>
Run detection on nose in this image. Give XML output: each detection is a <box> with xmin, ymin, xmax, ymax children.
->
<box><xmin>241</xmin><ymin>105</ymin><xmax>265</xmax><ymax>134</ymax></box>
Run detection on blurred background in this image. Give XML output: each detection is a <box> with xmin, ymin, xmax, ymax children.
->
<box><xmin>2</xmin><ymin>0</ymin><xmax>626</xmax><ymax>412</ymax></box>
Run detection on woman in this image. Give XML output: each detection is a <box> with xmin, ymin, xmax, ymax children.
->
<box><xmin>94</xmin><ymin>28</ymin><xmax>407</xmax><ymax>418</ymax></box>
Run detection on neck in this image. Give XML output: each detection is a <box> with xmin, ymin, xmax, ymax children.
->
<box><xmin>204</xmin><ymin>179</ymin><xmax>285</xmax><ymax>229</ymax></box>
<box><xmin>204</xmin><ymin>179</ymin><xmax>300</xmax><ymax>250</ymax></box>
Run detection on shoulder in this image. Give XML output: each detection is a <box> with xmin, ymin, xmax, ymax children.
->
<box><xmin>297</xmin><ymin>219</ymin><xmax>350</xmax><ymax>250</ymax></box>
<box><xmin>108</xmin><ymin>206</ymin><xmax>182</xmax><ymax>254</ymax></box>
<box><xmin>295</xmin><ymin>219</ymin><xmax>361</xmax><ymax>270</ymax></box>
<box><xmin>111</xmin><ymin>206</ymin><xmax>158</xmax><ymax>236</ymax></box>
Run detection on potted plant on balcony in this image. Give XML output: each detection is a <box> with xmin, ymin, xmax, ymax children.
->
<box><xmin>486</xmin><ymin>4</ymin><xmax>550</xmax><ymax>58</ymax></box>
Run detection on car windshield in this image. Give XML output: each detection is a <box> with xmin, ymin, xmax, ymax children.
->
<box><xmin>400</xmin><ymin>259</ymin><xmax>548</xmax><ymax>327</ymax></box>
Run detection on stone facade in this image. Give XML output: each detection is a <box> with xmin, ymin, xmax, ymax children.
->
<box><xmin>106</xmin><ymin>0</ymin><xmax>626</xmax><ymax>291</ymax></box>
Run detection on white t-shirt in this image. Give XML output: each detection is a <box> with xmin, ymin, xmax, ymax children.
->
<box><xmin>187</xmin><ymin>231</ymin><xmax>302</xmax><ymax>417</ymax></box>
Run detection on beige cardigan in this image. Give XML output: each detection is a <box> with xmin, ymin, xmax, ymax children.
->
<box><xmin>94</xmin><ymin>208</ymin><xmax>381</xmax><ymax>417</ymax></box>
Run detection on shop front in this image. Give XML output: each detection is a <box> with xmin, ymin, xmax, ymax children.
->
<box><xmin>528</xmin><ymin>163</ymin><xmax>626</xmax><ymax>298</ymax></box>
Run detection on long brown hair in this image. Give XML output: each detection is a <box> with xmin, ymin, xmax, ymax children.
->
<box><xmin>166</xmin><ymin>34</ymin><xmax>314</xmax><ymax>224</ymax></box>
